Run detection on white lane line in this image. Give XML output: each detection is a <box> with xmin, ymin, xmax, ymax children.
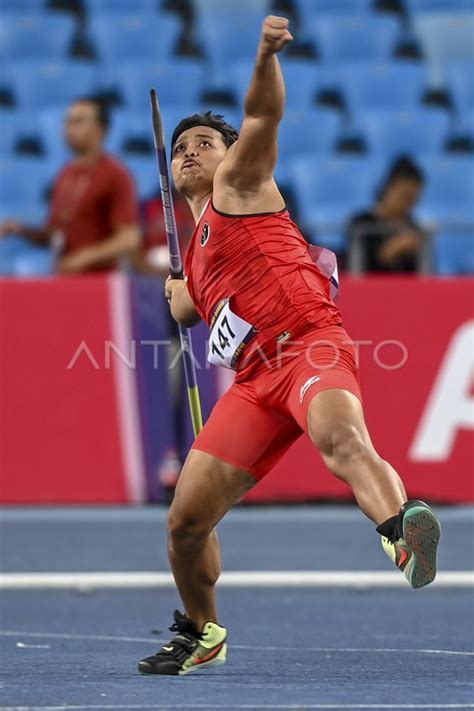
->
<box><xmin>0</xmin><ymin>571</ymin><xmax>472</xmax><ymax>589</ymax></box>
<box><xmin>1</xmin><ymin>631</ymin><xmax>472</xmax><ymax>657</ymax></box>
<box><xmin>1</xmin><ymin>505</ymin><xmax>472</xmax><ymax>524</ymax></box>
<box><xmin>2</xmin><ymin>704</ymin><xmax>474</xmax><ymax>710</ymax></box>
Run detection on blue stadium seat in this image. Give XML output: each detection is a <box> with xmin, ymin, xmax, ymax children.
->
<box><xmin>82</xmin><ymin>0</ymin><xmax>157</xmax><ymax>14</ymax></box>
<box><xmin>89</xmin><ymin>12</ymin><xmax>181</xmax><ymax>62</ymax></box>
<box><xmin>231</xmin><ymin>60</ymin><xmax>331</xmax><ymax>110</ymax></box>
<box><xmin>433</xmin><ymin>233</ymin><xmax>474</xmax><ymax>275</ymax></box>
<box><xmin>0</xmin><ymin>198</ymin><xmax>48</xmax><ymax>225</ymax></box>
<box><xmin>106</xmin><ymin>109</ymin><xmax>153</xmax><ymax>155</ymax></box>
<box><xmin>288</xmin><ymin>156</ymin><xmax>384</xmax><ymax>250</ymax></box>
<box><xmin>416</xmin><ymin>155</ymin><xmax>474</xmax><ymax>213</ymax></box>
<box><xmin>306</xmin><ymin>14</ymin><xmax>401</xmax><ymax>62</ymax></box>
<box><xmin>0</xmin><ymin>0</ymin><xmax>45</xmax><ymax>12</ymax></box>
<box><xmin>192</xmin><ymin>0</ymin><xmax>269</xmax><ymax>15</ymax></box>
<box><xmin>7</xmin><ymin>61</ymin><xmax>98</xmax><ymax>111</ymax></box>
<box><xmin>0</xmin><ymin>110</ymin><xmax>32</xmax><ymax>158</ymax></box>
<box><xmin>122</xmin><ymin>156</ymin><xmax>159</xmax><ymax>199</ymax></box>
<box><xmin>403</xmin><ymin>0</ymin><xmax>473</xmax><ymax>13</ymax></box>
<box><xmin>295</xmin><ymin>0</ymin><xmax>374</xmax><ymax>22</ymax></box>
<box><xmin>279</xmin><ymin>109</ymin><xmax>342</xmax><ymax>159</ymax></box>
<box><xmin>363</xmin><ymin>108</ymin><xmax>450</xmax><ymax>156</ymax></box>
<box><xmin>341</xmin><ymin>61</ymin><xmax>427</xmax><ymax>113</ymax></box>
<box><xmin>195</xmin><ymin>4</ymin><xmax>265</xmax><ymax>66</ymax></box>
<box><xmin>413</xmin><ymin>12</ymin><xmax>474</xmax><ymax>87</ymax></box>
<box><xmin>0</xmin><ymin>158</ymin><xmax>55</xmax><ymax>202</ymax></box>
<box><xmin>102</xmin><ymin>60</ymin><xmax>206</xmax><ymax>111</ymax></box>
<box><xmin>0</xmin><ymin>14</ymin><xmax>76</xmax><ymax>61</ymax></box>
<box><xmin>36</xmin><ymin>107</ymin><xmax>72</xmax><ymax>165</ymax></box>
<box><xmin>13</xmin><ymin>245</ymin><xmax>55</xmax><ymax>276</ymax></box>
<box><xmin>448</xmin><ymin>60</ymin><xmax>474</xmax><ymax>117</ymax></box>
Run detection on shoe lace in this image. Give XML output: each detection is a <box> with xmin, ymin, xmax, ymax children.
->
<box><xmin>152</xmin><ymin>610</ymin><xmax>202</xmax><ymax>660</ymax></box>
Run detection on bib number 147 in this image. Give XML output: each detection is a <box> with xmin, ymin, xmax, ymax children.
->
<box><xmin>210</xmin><ymin>315</ymin><xmax>236</xmax><ymax>360</ymax></box>
<box><xmin>207</xmin><ymin>300</ymin><xmax>255</xmax><ymax>370</ymax></box>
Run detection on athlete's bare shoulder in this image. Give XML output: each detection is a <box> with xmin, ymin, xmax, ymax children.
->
<box><xmin>213</xmin><ymin>165</ymin><xmax>285</xmax><ymax>216</ymax></box>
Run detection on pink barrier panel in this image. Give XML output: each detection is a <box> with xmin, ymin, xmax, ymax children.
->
<box><xmin>0</xmin><ymin>275</ymin><xmax>146</xmax><ymax>504</ymax></box>
<box><xmin>246</xmin><ymin>277</ymin><xmax>474</xmax><ymax>503</ymax></box>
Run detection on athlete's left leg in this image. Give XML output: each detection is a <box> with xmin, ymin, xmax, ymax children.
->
<box><xmin>306</xmin><ymin>387</ymin><xmax>405</xmax><ymax>524</ymax></box>
<box><xmin>305</xmin><ymin>387</ymin><xmax>441</xmax><ymax>588</ymax></box>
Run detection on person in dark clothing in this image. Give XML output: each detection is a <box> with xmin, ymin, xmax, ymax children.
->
<box><xmin>347</xmin><ymin>156</ymin><xmax>425</xmax><ymax>273</ymax></box>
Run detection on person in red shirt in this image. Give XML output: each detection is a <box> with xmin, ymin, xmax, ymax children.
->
<box><xmin>138</xmin><ymin>17</ymin><xmax>441</xmax><ymax>677</ymax></box>
<box><xmin>133</xmin><ymin>189</ymin><xmax>194</xmax><ymax>275</ymax></box>
<box><xmin>0</xmin><ymin>97</ymin><xmax>140</xmax><ymax>273</ymax></box>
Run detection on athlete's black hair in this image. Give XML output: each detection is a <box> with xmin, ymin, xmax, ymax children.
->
<box><xmin>73</xmin><ymin>96</ymin><xmax>110</xmax><ymax>132</ymax></box>
<box><xmin>171</xmin><ymin>111</ymin><xmax>239</xmax><ymax>152</ymax></box>
<box><xmin>377</xmin><ymin>155</ymin><xmax>425</xmax><ymax>199</ymax></box>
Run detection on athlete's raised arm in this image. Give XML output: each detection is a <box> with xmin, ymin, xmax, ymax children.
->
<box><xmin>213</xmin><ymin>16</ymin><xmax>293</xmax><ymax>213</ymax></box>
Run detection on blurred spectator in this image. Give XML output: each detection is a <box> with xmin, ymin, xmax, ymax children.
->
<box><xmin>0</xmin><ymin>97</ymin><xmax>140</xmax><ymax>274</ymax></box>
<box><xmin>133</xmin><ymin>189</ymin><xmax>194</xmax><ymax>276</ymax></box>
<box><xmin>347</xmin><ymin>156</ymin><xmax>426</xmax><ymax>273</ymax></box>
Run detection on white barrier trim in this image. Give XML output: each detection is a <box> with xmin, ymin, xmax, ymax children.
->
<box><xmin>108</xmin><ymin>274</ymin><xmax>146</xmax><ymax>504</ymax></box>
<box><xmin>0</xmin><ymin>570</ymin><xmax>472</xmax><ymax>589</ymax></box>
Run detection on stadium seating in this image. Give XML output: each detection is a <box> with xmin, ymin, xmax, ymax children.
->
<box><xmin>102</xmin><ymin>60</ymin><xmax>206</xmax><ymax>112</ymax></box>
<box><xmin>288</xmin><ymin>156</ymin><xmax>384</xmax><ymax>250</ymax></box>
<box><xmin>279</xmin><ymin>109</ymin><xmax>342</xmax><ymax>156</ymax></box>
<box><xmin>340</xmin><ymin>61</ymin><xmax>427</xmax><ymax>113</ymax></box>
<box><xmin>413</xmin><ymin>11</ymin><xmax>474</xmax><ymax>86</ymax></box>
<box><xmin>88</xmin><ymin>12</ymin><xmax>181</xmax><ymax>62</ymax></box>
<box><xmin>433</xmin><ymin>233</ymin><xmax>474</xmax><ymax>276</ymax></box>
<box><xmin>416</xmin><ymin>155</ymin><xmax>474</xmax><ymax>214</ymax></box>
<box><xmin>294</xmin><ymin>0</ymin><xmax>374</xmax><ymax>22</ymax></box>
<box><xmin>121</xmin><ymin>156</ymin><xmax>160</xmax><ymax>200</ymax></box>
<box><xmin>306</xmin><ymin>14</ymin><xmax>402</xmax><ymax>62</ymax></box>
<box><xmin>402</xmin><ymin>0</ymin><xmax>473</xmax><ymax>13</ymax></box>
<box><xmin>36</xmin><ymin>107</ymin><xmax>72</xmax><ymax>166</ymax></box>
<box><xmin>0</xmin><ymin>158</ymin><xmax>55</xmax><ymax>203</ymax></box>
<box><xmin>6</xmin><ymin>61</ymin><xmax>98</xmax><ymax>111</ymax></box>
<box><xmin>195</xmin><ymin>4</ymin><xmax>265</xmax><ymax>66</ymax></box>
<box><xmin>0</xmin><ymin>110</ymin><xmax>31</xmax><ymax>158</ymax></box>
<box><xmin>0</xmin><ymin>14</ymin><xmax>77</xmax><ymax>61</ymax></box>
<box><xmin>0</xmin><ymin>198</ymin><xmax>48</xmax><ymax>225</ymax></box>
<box><xmin>448</xmin><ymin>60</ymin><xmax>474</xmax><ymax>118</ymax></box>
<box><xmin>82</xmin><ymin>0</ymin><xmax>158</xmax><ymax>14</ymax></box>
<box><xmin>0</xmin><ymin>0</ymin><xmax>46</xmax><ymax>13</ymax></box>
<box><xmin>362</xmin><ymin>108</ymin><xmax>450</xmax><ymax>156</ymax></box>
<box><xmin>232</xmin><ymin>60</ymin><xmax>336</xmax><ymax>110</ymax></box>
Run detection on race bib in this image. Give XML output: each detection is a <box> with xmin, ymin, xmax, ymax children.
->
<box><xmin>208</xmin><ymin>299</ymin><xmax>256</xmax><ymax>370</ymax></box>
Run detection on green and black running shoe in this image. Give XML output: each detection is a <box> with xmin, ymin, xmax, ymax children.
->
<box><xmin>138</xmin><ymin>609</ymin><xmax>227</xmax><ymax>676</ymax></box>
<box><xmin>381</xmin><ymin>500</ymin><xmax>441</xmax><ymax>589</ymax></box>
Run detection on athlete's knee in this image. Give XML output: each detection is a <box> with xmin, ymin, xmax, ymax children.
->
<box><xmin>316</xmin><ymin>423</ymin><xmax>373</xmax><ymax>467</ymax></box>
<box><xmin>167</xmin><ymin>505</ymin><xmax>213</xmax><ymax>550</ymax></box>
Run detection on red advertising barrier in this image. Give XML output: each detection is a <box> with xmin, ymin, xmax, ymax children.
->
<box><xmin>246</xmin><ymin>277</ymin><xmax>474</xmax><ymax>503</ymax></box>
<box><xmin>1</xmin><ymin>276</ymin><xmax>472</xmax><ymax>504</ymax></box>
<box><xmin>0</xmin><ymin>275</ymin><xmax>146</xmax><ymax>504</ymax></box>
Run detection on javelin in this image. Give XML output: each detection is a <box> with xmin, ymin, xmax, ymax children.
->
<box><xmin>149</xmin><ymin>88</ymin><xmax>203</xmax><ymax>437</ymax></box>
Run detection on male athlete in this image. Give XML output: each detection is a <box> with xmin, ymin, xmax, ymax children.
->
<box><xmin>138</xmin><ymin>16</ymin><xmax>441</xmax><ymax>676</ymax></box>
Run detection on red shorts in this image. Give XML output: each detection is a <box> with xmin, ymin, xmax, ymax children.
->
<box><xmin>192</xmin><ymin>324</ymin><xmax>362</xmax><ymax>480</ymax></box>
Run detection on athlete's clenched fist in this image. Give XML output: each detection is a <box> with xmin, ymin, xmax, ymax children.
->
<box><xmin>259</xmin><ymin>15</ymin><xmax>293</xmax><ymax>56</ymax></box>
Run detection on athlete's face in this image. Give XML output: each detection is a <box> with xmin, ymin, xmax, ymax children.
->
<box><xmin>171</xmin><ymin>126</ymin><xmax>228</xmax><ymax>195</ymax></box>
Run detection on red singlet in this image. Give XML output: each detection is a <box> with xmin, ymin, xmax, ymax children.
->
<box><xmin>184</xmin><ymin>200</ymin><xmax>361</xmax><ymax>480</ymax></box>
<box><xmin>185</xmin><ymin>200</ymin><xmax>342</xmax><ymax>380</ymax></box>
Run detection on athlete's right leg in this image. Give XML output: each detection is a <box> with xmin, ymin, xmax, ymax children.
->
<box><xmin>167</xmin><ymin>448</ymin><xmax>255</xmax><ymax>630</ymax></box>
<box><xmin>168</xmin><ymin>379</ymin><xmax>301</xmax><ymax>629</ymax></box>
<box><xmin>138</xmin><ymin>380</ymin><xmax>301</xmax><ymax>675</ymax></box>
